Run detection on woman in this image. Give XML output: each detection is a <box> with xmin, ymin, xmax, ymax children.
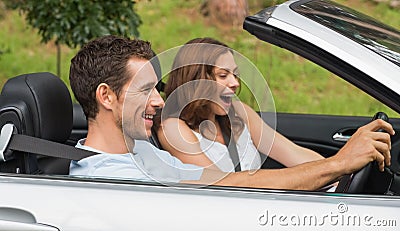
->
<box><xmin>157</xmin><ymin>37</ymin><xmax>324</xmax><ymax>172</ymax></box>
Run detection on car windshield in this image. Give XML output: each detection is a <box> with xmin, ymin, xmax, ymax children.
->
<box><xmin>291</xmin><ymin>0</ymin><xmax>400</xmax><ymax>67</ymax></box>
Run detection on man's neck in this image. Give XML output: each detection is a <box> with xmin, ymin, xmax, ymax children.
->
<box><xmin>84</xmin><ymin>118</ymin><xmax>130</xmax><ymax>154</ymax></box>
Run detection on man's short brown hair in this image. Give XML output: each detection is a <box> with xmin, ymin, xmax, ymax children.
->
<box><xmin>69</xmin><ymin>35</ymin><xmax>154</xmax><ymax>120</ymax></box>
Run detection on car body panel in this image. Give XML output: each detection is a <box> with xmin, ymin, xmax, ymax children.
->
<box><xmin>1</xmin><ymin>175</ymin><xmax>400</xmax><ymax>230</ymax></box>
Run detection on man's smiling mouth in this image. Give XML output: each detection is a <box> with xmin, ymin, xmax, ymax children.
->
<box><xmin>143</xmin><ymin>114</ymin><xmax>154</xmax><ymax>120</ymax></box>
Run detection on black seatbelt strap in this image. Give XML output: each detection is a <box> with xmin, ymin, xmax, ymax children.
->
<box><xmin>221</xmin><ymin>132</ymin><xmax>241</xmax><ymax>172</ymax></box>
<box><xmin>218</xmin><ymin>118</ymin><xmax>241</xmax><ymax>172</ymax></box>
<box><xmin>0</xmin><ymin>124</ymin><xmax>97</xmax><ymax>162</ymax></box>
<box><xmin>10</xmin><ymin>134</ymin><xmax>97</xmax><ymax>160</ymax></box>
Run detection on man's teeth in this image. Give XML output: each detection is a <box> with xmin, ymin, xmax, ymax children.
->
<box><xmin>144</xmin><ymin>114</ymin><xmax>154</xmax><ymax>119</ymax></box>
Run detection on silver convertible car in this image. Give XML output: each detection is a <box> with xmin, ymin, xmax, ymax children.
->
<box><xmin>0</xmin><ymin>0</ymin><xmax>399</xmax><ymax>230</ymax></box>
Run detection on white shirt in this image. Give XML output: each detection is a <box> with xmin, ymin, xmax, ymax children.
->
<box><xmin>70</xmin><ymin>139</ymin><xmax>204</xmax><ymax>183</ymax></box>
<box><xmin>192</xmin><ymin>125</ymin><xmax>262</xmax><ymax>172</ymax></box>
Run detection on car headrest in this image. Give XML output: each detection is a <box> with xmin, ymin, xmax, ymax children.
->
<box><xmin>0</xmin><ymin>72</ymin><xmax>73</xmax><ymax>142</ymax></box>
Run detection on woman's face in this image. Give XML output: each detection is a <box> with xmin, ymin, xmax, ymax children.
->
<box><xmin>210</xmin><ymin>51</ymin><xmax>240</xmax><ymax>116</ymax></box>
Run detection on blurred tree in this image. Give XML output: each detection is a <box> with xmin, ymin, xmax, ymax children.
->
<box><xmin>3</xmin><ymin>0</ymin><xmax>141</xmax><ymax>77</ymax></box>
<box><xmin>201</xmin><ymin>0</ymin><xmax>248</xmax><ymax>27</ymax></box>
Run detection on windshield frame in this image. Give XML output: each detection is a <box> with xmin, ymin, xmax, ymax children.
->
<box><xmin>290</xmin><ymin>0</ymin><xmax>400</xmax><ymax>67</ymax></box>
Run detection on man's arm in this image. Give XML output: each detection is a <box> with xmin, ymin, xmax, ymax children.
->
<box><xmin>185</xmin><ymin>119</ymin><xmax>394</xmax><ymax>190</ymax></box>
<box><xmin>203</xmin><ymin>157</ymin><xmax>340</xmax><ymax>190</ymax></box>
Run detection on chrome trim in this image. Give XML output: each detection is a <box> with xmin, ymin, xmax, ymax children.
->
<box><xmin>332</xmin><ymin>132</ymin><xmax>351</xmax><ymax>142</ymax></box>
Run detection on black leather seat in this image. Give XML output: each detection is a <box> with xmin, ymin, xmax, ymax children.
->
<box><xmin>68</xmin><ymin>103</ymin><xmax>88</xmax><ymax>146</ymax></box>
<box><xmin>0</xmin><ymin>72</ymin><xmax>73</xmax><ymax>174</ymax></box>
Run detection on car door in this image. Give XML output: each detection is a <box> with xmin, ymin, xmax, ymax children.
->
<box><xmin>1</xmin><ymin>174</ymin><xmax>400</xmax><ymax>231</ymax></box>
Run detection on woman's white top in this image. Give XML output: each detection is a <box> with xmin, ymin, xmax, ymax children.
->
<box><xmin>192</xmin><ymin>125</ymin><xmax>262</xmax><ymax>172</ymax></box>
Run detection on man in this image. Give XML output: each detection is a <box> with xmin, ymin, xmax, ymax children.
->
<box><xmin>69</xmin><ymin>35</ymin><xmax>394</xmax><ymax>190</ymax></box>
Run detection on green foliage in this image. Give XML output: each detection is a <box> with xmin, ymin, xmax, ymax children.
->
<box><xmin>0</xmin><ymin>0</ymin><xmax>398</xmax><ymax>116</ymax></box>
<box><xmin>262</xmin><ymin>0</ymin><xmax>287</xmax><ymax>7</ymax></box>
<box><xmin>4</xmin><ymin>0</ymin><xmax>141</xmax><ymax>48</ymax></box>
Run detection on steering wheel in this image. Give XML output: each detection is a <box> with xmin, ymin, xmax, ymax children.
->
<box><xmin>335</xmin><ymin>112</ymin><xmax>389</xmax><ymax>193</ymax></box>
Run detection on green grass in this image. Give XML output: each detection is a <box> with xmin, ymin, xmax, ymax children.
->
<box><xmin>0</xmin><ymin>0</ymin><xmax>398</xmax><ymax>117</ymax></box>
<box><xmin>136</xmin><ymin>0</ymin><xmax>221</xmax><ymax>52</ymax></box>
<box><xmin>0</xmin><ymin>10</ymin><xmax>77</xmax><ymax>86</ymax></box>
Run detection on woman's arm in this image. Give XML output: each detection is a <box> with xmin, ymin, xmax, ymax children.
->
<box><xmin>234</xmin><ymin>102</ymin><xmax>324</xmax><ymax>167</ymax></box>
<box><xmin>157</xmin><ymin>118</ymin><xmax>220</xmax><ymax>170</ymax></box>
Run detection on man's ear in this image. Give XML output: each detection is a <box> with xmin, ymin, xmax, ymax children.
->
<box><xmin>96</xmin><ymin>83</ymin><xmax>117</xmax><ymax>110</ymax></box>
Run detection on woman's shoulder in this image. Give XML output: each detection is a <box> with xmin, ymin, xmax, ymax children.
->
<box><xmin>232</xmin><ymin>101</ymin><xmax>255</xmax><ymax>123</ymax></box>
<box><xmin>160</xmin><ymin>117</ymin><xmax>200</xmax><ymax>144</ymax></box>
<box><xmin>162</xmin><ymin>117</ymin><xmax>189</xmax><ymax>127</ymax></box>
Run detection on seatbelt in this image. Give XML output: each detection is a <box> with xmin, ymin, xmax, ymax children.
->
<box><xmin>0</xmin><ymin>124</ymin><xmax>97</xmax><ymax>162</ymax></box>
<box><xmin>218</xmin><ymin>118</ymin><xmax>241</xmax><ymax>172</ymax></box>
<box><xmin>221</xmin><ymin>131</ymin><xmax>241</xmax><ymax>172</ymax></box>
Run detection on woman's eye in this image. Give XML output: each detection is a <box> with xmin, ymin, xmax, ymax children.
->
<box><xmin>217</xmin><ymin>72</ymin><xmax>228</xmax><ymax>78</ymax></box>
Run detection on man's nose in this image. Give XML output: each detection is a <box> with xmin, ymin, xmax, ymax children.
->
<box><xmin>150</xmin><ymin>89</ymin><xmax>165</xmax><ymax>108</ymax></box>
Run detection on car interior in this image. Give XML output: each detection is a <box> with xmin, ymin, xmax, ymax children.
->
<box><xmin>0</xmin><ymin>72</ymin><xmax>399</xmax><ymax>196</ymax></box>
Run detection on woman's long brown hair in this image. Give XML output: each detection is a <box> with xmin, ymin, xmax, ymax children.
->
<box><xmin>162</xmin><ymin>37</ymin><xmax>244</xmax><ymax>141</ymax></box>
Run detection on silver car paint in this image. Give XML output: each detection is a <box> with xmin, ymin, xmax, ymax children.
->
<box><xmin>1</xmin><ymin>175</ymin><xmax>400</xmax><ymax>230</ymax></box>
